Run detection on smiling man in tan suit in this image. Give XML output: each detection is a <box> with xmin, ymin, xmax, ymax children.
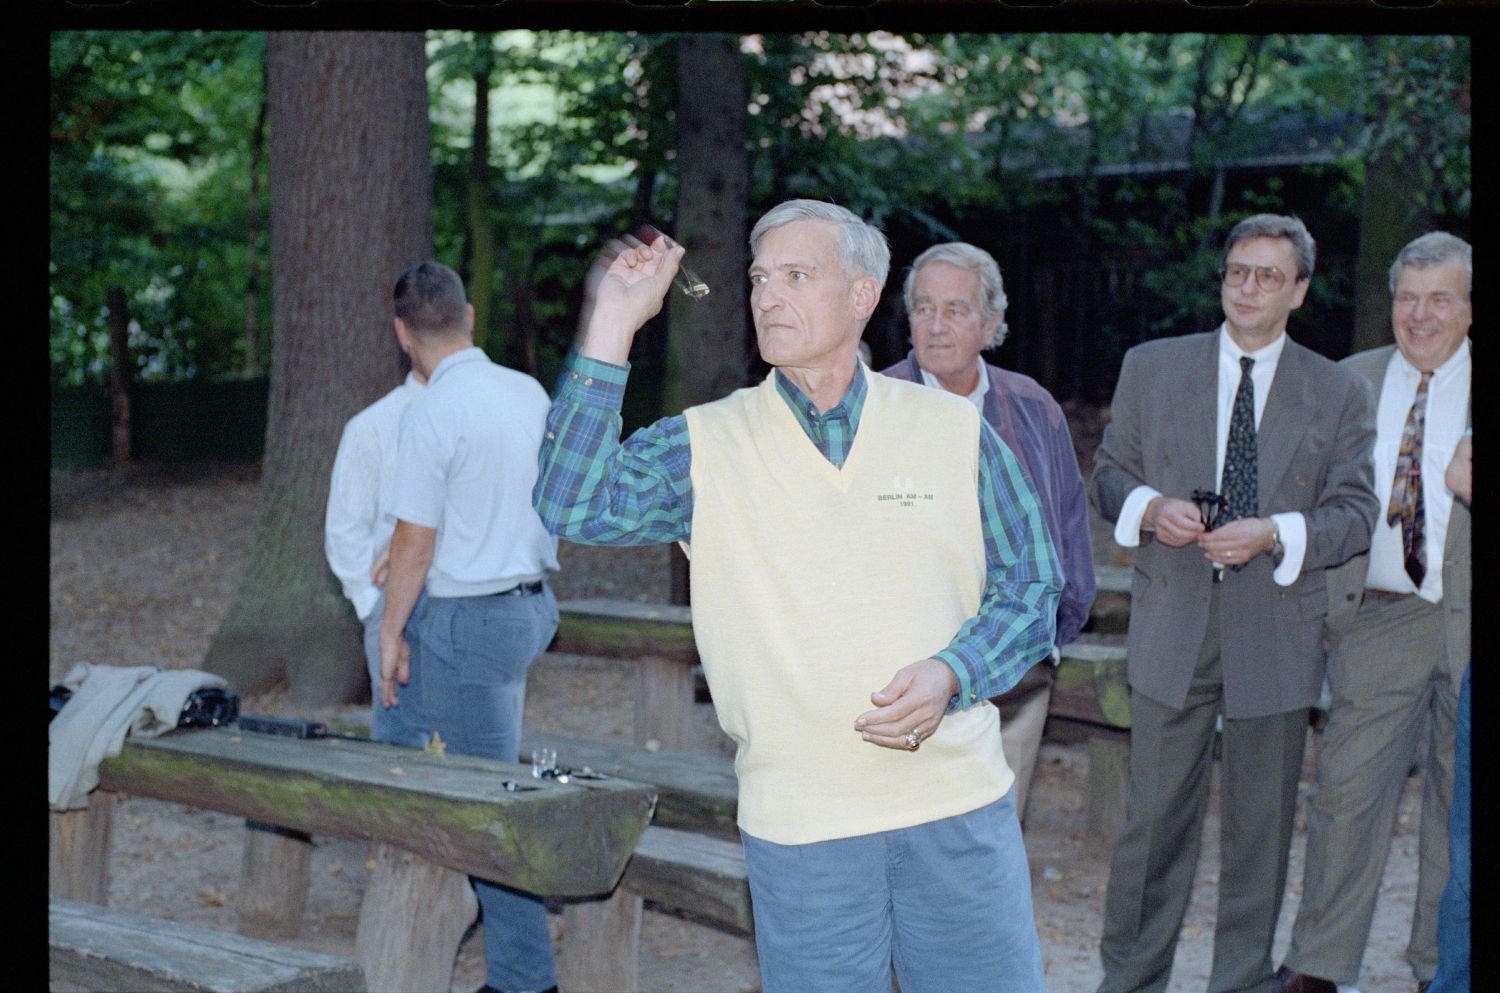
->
<box><xmin>1091</xmin><ymin>214</ymin><xmax>1379</xmax><ymax>993</ymax></box>
<box><xmin>1276</xmin><ymin>231</ymin><xmax>1472</xmax><ymax>993</ymax></box>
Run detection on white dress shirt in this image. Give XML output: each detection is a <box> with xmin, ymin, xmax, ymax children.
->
<box><xmin>324</xmin><ymin>374</ymin><xmax>423</xmax><ymax>621</ymax></box>
<box><xmin>919</xmin><ymin>357</ymin><xmax>990</xmax><ymax>412</ymax></box>
<box><xmin>1113</xmin><ymin>326</ymin><xmax>1307</xmax><ymax>586</ymax></box>
<box><xmin>1364</xmin><ymin>339</ymin><xmax>1470</xmax><ymax>602</ymax></box>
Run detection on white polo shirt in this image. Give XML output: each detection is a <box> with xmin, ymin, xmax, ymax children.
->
<box><xmin>390</xmin><ymin>348</ymin><xmax>559</xmax><ymax>598</ymax></box>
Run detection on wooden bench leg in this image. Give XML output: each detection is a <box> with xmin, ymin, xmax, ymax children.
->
<box><xmin>1087</xmin><ymin>734</ymin><xmax>1131</xmax><ymax>844</ymax></box>
<box><xmin>237</xmin><ymin>820</ymin><xmax>312</xmax><ymax>939</ymax></box>
<box><xmin>636</xmin><ymin>655</ymin><xmax>694</xmax><ymax>751</ymax></box>
<box><xmin>558</xmin><ymin>887</ymin><xmax>643</xmax><ymax>993</ymax></box>
<box><xmin>356</xmin><ymin>842</ymin><xmax>478</xmax><ymax>993</ymax></box>
<box><xmin>49</xmin><ymin>790</ymin><xmax>114</xmax><ymax>904</ymax></box>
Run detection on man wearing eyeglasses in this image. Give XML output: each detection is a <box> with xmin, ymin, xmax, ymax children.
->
<box><xmin>1090</xmin><ymin>214</ymin><xmax>1379</xmax><ymax>993</ymax></box>
<box><xmin>1276</xmin><ymin>232</ymin><xmax>1471</xmax><ymax>993</ymax></box>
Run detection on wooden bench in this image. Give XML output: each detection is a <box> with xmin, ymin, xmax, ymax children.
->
<box><xmin>516</xmin><ymin>731</ymin><xmax>751</xmax><ymax>993</ymax></box>
<box><xmin>556</xmin><ymin>823</ymin><xmax>753</xmax><ymax>993</ymax></box>
<box><xmin>1053</xmin><ymin>634</ymin><xmax>1132</xmax><ymax>842</ymax></box>
<box><xmin>50</xmin><ymin>727</ymin><xmax>656</xmax><ymax>993</ymax></box>
<box><xmin>521</xmin><ymin>729</ymin><xmax>737</xmax><ymax>838</ymax></box>
<box><xmin>1090</xmin><ymin>563</ymin><xmax>1134</xmax><ymax>633</ymax></box>
<box><xmin>50</xmin><ymin>897</ymin><xmax>367</xmax><ymax>993</ymax></box>
<box><xmin>555</xmin><ymin>598</ymin><xmax>698</xmax><ymax>751</ymax></box>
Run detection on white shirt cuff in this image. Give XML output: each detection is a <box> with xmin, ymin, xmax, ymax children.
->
<box><xmin>1114</xmin><ymin>485</ymin><xmax>1163</xmax><ymax>547</ymax></box>
<box><xmin>1270</xmin><ymin>512</ymin><xmax>1306</xmax><ymax>587</ymax></box>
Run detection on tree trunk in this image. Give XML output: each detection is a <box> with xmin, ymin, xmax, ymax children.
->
<box><xmin>243</xmin><ymin>90</ymin><xmax>267</xmax><ymax>377</ymax></box>
<box><xmin>667</xmin><ymin>34</ymin><xmax>748</xmax><ymax>607</ymax></box>
<box><xmin>106</xmin><ymin>286</ymin><xmax>131</xmax><ymax>465</ymax></box>
<box><xmin>465</xmin><ymin>36</ymin><xmax>498</xmax><ymax>353</ymax></box>
<box><xmin>509</xmin><ymin>245</ymin><xmax>539</xmax><ymax>378</ymax></box>
<box><xmin>1352</xmin><ymin>147</ymin><xmax>1435</xmax><ymax>358</ymax></box>
<box><xmin>204</xmin><ymin>32</ymin><xmax>434</xmax><ymax>704</ymax></box>
<box><xmin>666</xmin><ymin>34</ymin><xmax>748</xmax><ymax>417</ymax></box>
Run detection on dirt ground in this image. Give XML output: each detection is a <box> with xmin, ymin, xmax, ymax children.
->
<box><xmin>49</xmin><ymin>462</ymin><xmax>1429</xmax><ymax>993</ymax></box>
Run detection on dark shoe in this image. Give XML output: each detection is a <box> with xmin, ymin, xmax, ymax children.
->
<box><xmin>474</xmin><ymin>987</ymin><xmax>558</xmax><ymax>993</ymax></box>
<box><xmin>1274</xmin><ymin>966</ymin><xmax>1337</xmax><ymax>993</ymax></box>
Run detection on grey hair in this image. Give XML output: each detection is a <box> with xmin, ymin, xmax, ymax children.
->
<box><xmin>1388</xmin><ymin>231</ymin><xmax>1472</xmax><ymax>295</ymax></box>
<box><xmin>902</xmin><ymin>242</ymin><xmax>1009</xmax><ymax>349</ymax></box>
<box><xmin>749</xmin><ymin>199</ymin><xmax>891</xmax><ymax>286</ymax></box>
<box><xmin>1225</xmin><ymin>214</ymin><xmax>1316</xmax><ymax>282</ymax></box>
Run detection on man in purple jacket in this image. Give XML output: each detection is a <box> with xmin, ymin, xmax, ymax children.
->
<box><xmin>882</xmin><ymin>242</ymin><xmax>1096</xmax><ymax>821</ymax></box>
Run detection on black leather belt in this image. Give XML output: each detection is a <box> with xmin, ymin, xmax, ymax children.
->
<box><xmin>492</xmin><ymin>580</ymin><xmax>544</xmax><ymax>597</ymax></box>
<box><xmin>1363</xmin><ymin>588</ymin><xmax>1412</xmax><ymax>604</ymax></box>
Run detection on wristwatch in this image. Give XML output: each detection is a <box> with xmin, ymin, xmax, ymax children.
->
<box><xmin>1269</xmin><ymin>519</ymin><xmax>1285</xmax><ymax>566</ymax></box>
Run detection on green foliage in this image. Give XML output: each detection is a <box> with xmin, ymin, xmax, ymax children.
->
<box><xmin>50</xmin><ymin>31</ymin><xmax>270</xmax><ymax>385</ymax></box>
<box><xmin>50</xmin><ymin>30</ymin><xmax>1469</xmax><ymax>392</ymax></box>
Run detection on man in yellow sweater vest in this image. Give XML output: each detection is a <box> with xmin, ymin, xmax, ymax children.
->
<box><xmin>535</xmin><ymin>200</ymin><xmax>1063</xmax><ymax>993</ymax></box>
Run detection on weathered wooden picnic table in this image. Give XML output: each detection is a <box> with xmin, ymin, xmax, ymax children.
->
<box><xmin>49</xmin><ymin>726</ymin><xmax>658</xmax><ymax>992</ymax></box>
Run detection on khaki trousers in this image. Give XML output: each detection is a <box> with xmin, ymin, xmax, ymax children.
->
<box><xmin>1284</xmin><ymin>592</ymin><xmax>1461</xmax><ymax>986</ymax></box>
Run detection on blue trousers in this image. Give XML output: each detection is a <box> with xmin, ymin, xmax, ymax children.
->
<box><xmin>1429</xmin><ymin>664</ymin><xmax>1470</xmax><ymax>993</ymax></box>
<box><xmin>363</xmin><ymin>592</ymin><xmax>415</xmax><ymax>744</ymax></box>
<box><xmin>381</xmin><ymin>586</ymin><xmax>560</xmax><ymax>993</ymax></box>
<box><xmin>740</xmin><ymin>791</ymin><xmax>1045</xmax><ymax>993</ymax></box>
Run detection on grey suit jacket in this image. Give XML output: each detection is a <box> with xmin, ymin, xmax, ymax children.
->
<box><xmin>1092</xmin><ymin>331</ymin><xmax>1380</xmax><ymax>718</ymax></box>
<box><xmin>1323</xmin><ymin>345</ymin><xmax>1471</xmax><ymax>667</ymax></box>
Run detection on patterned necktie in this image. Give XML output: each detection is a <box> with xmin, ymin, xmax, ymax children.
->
<box><xmin>1221</xmin><ymin>356</ymin><xmax>1258</xmax><ymax>524</ymax></box>
<box><xmin>1387</xmin><ymin>371</ymin><xmax>1432</xmax><ymax>587</ymax></box>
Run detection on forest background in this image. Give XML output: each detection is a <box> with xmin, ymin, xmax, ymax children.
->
<box><xmin>49</xmin><ymin>25</ymin><xmax>1472</xmax><ymax>703</ymax></box>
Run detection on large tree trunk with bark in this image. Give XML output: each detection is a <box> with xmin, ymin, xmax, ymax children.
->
<box><xmin>666</xmin><ymin>34</ymin><xmax>748</xmax><ymax>605</ymax></box>
<box><xmin>204</xmin><ymin>32</ymin><xmax>433</xmax><ymax>704</ymax></box>
<box><xmin>465</xmin><ymin>36</ymin><xmax>497</xmax><ymax>353</ymax></box>
<box><xmin>243</xmin><ymin>91</ymin><xmax>267</xmax><ymax>377</ymax></box>
<box><xmin>666</xmin><ymin>35</ymin><xmax>748</xmax><ymax>413</ymax></box>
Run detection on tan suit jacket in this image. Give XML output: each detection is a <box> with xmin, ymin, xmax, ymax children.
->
<box><xmin>1092</xmin><ymin>331</ymin><xmax>1380</xmax><ymax>718</ymax></box>
<box><xmin>1323</xmin><ymin>344</ymin><xmax>1471</xmax><ymax>666</ymax></box>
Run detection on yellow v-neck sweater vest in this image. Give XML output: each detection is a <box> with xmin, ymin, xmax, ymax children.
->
<box><xmin>684</xmin><ymin>372</ymin><xmax>1012</xmax><ymax>845</ymax></box>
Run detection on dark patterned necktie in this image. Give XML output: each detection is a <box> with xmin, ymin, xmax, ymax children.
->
<box><xmin>1221</xmin><ymin>356</ymin><xmax>1258</xmax><ymax>524</ymax></box>
<box><xmin>1387</xmin><ymin>371</ymin><xmax>1432</xmax><ymax>587</ymax></box>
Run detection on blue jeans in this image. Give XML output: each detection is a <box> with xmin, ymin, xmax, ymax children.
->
<box><xmin>740</xmin><ymin>791</ymin><xmax>1045</xmax><ymax>993</ymax></box>
<box><xmin>1429</xmin><ymin>664</ymin><xmax>1470</xmax><ymax>993</ymax></box>
<box><xmin>385</xmin><ymin>585</ymin><xmax>560</xmax><ymax>993</ymax></box>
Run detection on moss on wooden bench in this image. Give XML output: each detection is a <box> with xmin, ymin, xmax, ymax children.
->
<box><xmin>1054</xmin><ymin>635</ymin><xmax>1131</xmax><ymax>731</ymax></box>
<box><xmin>555</xmin><ymin>599</ymin><xmax>698</xmax><ymax>662</ymax></box>
<box><xmin>94</xmin><ymin>727</ymin><xmax>657</xmax><ymax>897</ymax></box>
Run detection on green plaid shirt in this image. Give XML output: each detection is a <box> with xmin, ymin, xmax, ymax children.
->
<box><xmin>534</xmin><ymin>353</ymin><xmax>1062</xmax><ymax>708</ymax></box>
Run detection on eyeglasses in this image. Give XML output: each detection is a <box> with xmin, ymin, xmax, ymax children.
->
<box><xmin>1191</xmin><ymin>489</ymin><xmax>1229</xmax><ymax>532</ymax></box>
<box><xmin>1192</xmin><ymin>489</ymin><xmax>1232</xmax><ymax>582</ymax></box>
<box><xmin>1219</xmin><ymin>263</ymin><xmax>1289</xmax><ymax>293</ymax></box>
